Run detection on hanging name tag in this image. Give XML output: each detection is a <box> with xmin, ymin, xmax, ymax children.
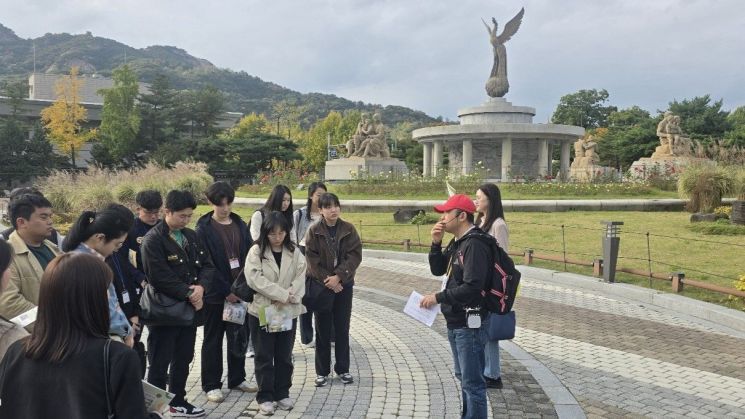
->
<box><xmin>122</xmin><ymin>290</ymin><xmax>131</xmax><ymax>304</ymax></box>
<box><xmin>229</xmin><ymin>258</ymin><xmax>240</xmax><ymax>269</ymax></box>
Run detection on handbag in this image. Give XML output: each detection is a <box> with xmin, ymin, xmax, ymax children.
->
<box><xmin>302</xmin><ymin>276</ymin><xmax>335</xmax><ymax>313</ymax></box>
<box><xmin>139</xmin><ymin>284</ymin><xmax>195</xmax><ymax>327</ymax></box>
<box><xmin>485</xmin><ymin>310</ymin><xmax>516</xmax><ymax>341</ymax></box>
<box><xmin>231</xmin><ymin>273</ymin><xmax>255</xmax><ymax>303</ymax></box>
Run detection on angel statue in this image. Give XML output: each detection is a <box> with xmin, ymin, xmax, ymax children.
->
<box><xmin>482</xmin><ymin>8</ymin><xmax>525</xmax><ymax>97</ymax></box>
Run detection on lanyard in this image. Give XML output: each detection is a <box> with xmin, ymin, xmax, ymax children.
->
<box><xmin>111</xmin><ymin>254</ymin><xmax>128</xmax><ymax>290</ymax></box>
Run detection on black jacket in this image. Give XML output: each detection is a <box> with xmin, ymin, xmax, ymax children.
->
<box><xmin>107</xmin><ymin>250</ymin><xmax>144</xmax><ymax>319</ymax></box>
<box><xmin>0</xmin><ymin>337</ymin><xmax>155</xmax><ymax>418</ymax></box>
<box><xmin>195</xmin><ymin>211</ymin><xmax>253</xmax><ymax>304</ymax></box>
<box><xmin>120</xmin><ymin>217</ymin><xmax>156</xmax><ymax>284</ymax></box>
<box><xmin>140</xmin><ymin>220</ymin><xmax>216</xmax><ymax>302</ymax></box>
<box><xmin>429</xmin><ymin>227</ymin><xmax>492</xmax><ymax>329</ymax></box>
<box><xmin>305</xmin><ymin>218</ymin><xmax>362</xmax><ymax>287</ymax></box>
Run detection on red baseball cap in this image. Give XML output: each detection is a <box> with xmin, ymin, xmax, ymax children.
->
<box><xmin>434</xmin><ymin>194</ymin><xmax>476</xmax><ymax>214</ymax></box>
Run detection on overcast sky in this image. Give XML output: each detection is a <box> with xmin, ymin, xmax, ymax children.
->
<box><xmin>2</xmin><ymin>0</ymin><xmax>743</xmax><ymax>122</ymax></box>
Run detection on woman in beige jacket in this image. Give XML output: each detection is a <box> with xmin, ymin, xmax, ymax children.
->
<box><xmin>0</xmin><ymin>239</ymin><xmax>29</xmax><ymax>360</ymax></box>
<box><xmin>245</xmin><ymin>210</ymin><xmax>305</xmax><ymax>416</ymax></box>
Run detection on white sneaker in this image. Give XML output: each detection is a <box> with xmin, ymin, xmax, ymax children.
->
<box><xmin>276</xmin><ymin>397</ymin><xmax>294</xmax><ymax>411</ymax></box>
<box><xmin>246</xmin><ymin>349</ymin><xmax>255</xmax><ymax>358</ymax></box>
<box><xmin>259</xmin><ymin>401</ymin><xmax>275</xmax><ymax>415</ymax></box>
<box><xmin>233</xmin><ymin>380</ymin><xmax>258</xmax><ymax>393</ymax></box>
<box><xmin>303</xmin><ymin>340</ymin><xmax>315</xmax><ymax>348</ymax></box>
<box><xmin>206</xmin><ymin>389</ymin><xmax>224</xmax><ymax>403</ymax></box>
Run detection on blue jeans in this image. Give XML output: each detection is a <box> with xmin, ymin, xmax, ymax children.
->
<box><xmin>447</xmin><ymin>327</ymin><xmax>487</xmax><ymax>419</ymax></box>
<box><xmin>483</xmin><ymin>314</ymin><xmax>501</xmax><ymax>379</ymax></box>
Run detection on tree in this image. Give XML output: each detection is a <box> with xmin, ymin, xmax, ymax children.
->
<box><xmin>597</xmin><ymin>106</ymin><xmax>658</xmax><ymax>170</ymax></box>
<box><xmin>187</xmin><ymin>85</ymin><xmax>224</xmax><ymax>138</ymax></box>
<box><xmin>724</xmin><ymin>106</ymin><xmax>745</xmax><ymax>147</ymax></box>
<box><xmin>222</xmin><ymin>113</ymin><xmax>271</xmax><ymax>140</ymax></box>
<box><xmin>666</xmin><ymin>95</ymin><xmax>731</xmax><ymax>141</ymax></box>
<box><xmin>195</xmin><ymin>134</ymin><xmax>301</xmax><ymax>180</ymax></box>
<box><xmin>39</xmin><ymin>67</ymin><xmax>96</xmax><ymax>167</ymax></box>
<box><xmin>0</xmin><ymin>80</ymin><xmax>63</xmax><ymax>187</ymax></box>
<box><xmin>137</xmin><ymin>73</ymin><xmax>182</xmax><ymax>149</ymax></box>
<box><xmin>95</xmin><ymin>64</ymin><xmax>142</xmax><ymax>167</ymax></box>
<box><xmin>298</xmin><ymin>111</ymin><xmax>344</xmax><ymax>170</ymax></box>
<box><xmin>551</xmin><ymin>88</ymin><xmax>617</xmax><ymax>129</ymax></box>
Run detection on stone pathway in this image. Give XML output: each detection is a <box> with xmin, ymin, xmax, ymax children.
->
<box><xmin>147</xmin><ymin>253</ymin><xmax>745</xmax><ymax>418</ymax></box>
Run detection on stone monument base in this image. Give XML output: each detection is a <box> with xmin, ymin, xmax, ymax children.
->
<box><xmin>325</xmin><ymin>157</ymin><xmax>409</xmax><ymax>181</ymax></box>
<box><xmin>569</xmin><ymin>165</ymin><xmax>617</xmax><ymax>182</ymax></box>
<box><xmin>628</xmin><ymin>156</ymin><xmax>712</xmax><ymax>180</ymax></box>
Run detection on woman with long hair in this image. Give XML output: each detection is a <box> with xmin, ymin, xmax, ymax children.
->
<box><xmin>0</xmin><ymin>239</ymin><xmax>28</xmax><ymax>360</ymax></box>
<box><xmin>305</xmin><ymin>193</ymin><xmax>362</xmax><ymax>388</ymax></box>
<box><xmin>62</xmin><ymin>206</ymin><xmax>135</xmax><ymax>346</ymax></box>
<box><xmin>290</xmin><ymin>181</ymin><xmax>327</xmax><ymax>347</ymax></box>
<box><xmin>0</xmin><ymin>253</ymin><xmax>157</xmax><ymax>418</ymax></box>
<box><xmin>245</xmin><ymin>211</ymin><xmax>306</xmax><ymax>416</ymax></box>
<box><xmin>475</xmin><ymin>182</ymin><xmax>509</xmax><ymax>389</ymax></box>
<box><xmin>250</xmin><ymin>184</ymin><xmax>294</xmax><ymax>242</ymax></box>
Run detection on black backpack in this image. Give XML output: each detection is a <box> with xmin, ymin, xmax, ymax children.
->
<box><xmin>458</xmin><ymin>230</ymin><xmax>521</xmax><ymax>314</ymax></box>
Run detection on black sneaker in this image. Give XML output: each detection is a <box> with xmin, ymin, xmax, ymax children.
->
<box><xmin>485</xmin><ymin>376</ymin><xmax>503</xmax><ymax>389</ymax></box>
<box><xmin>315</xmin><ymin>375</ymin><xmax>328</xmax><ymax>387</ymax></box>
<box><xmin>338</xmin><ymin>373</ymin><xmax>354</xmax><ymax>384</ymax></box>
<box><xmin>169</xmin><ymin>400</ymin><xmax>206</xmax><ymax>417</ymax></box>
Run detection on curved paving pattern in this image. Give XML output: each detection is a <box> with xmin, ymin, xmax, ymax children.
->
<box><xmin>147</xmin><ymin>252</ymin><xmax>745</xmax><ymax>418</ymax></box>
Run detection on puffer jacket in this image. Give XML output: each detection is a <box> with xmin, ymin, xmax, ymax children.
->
<box><xmin>244</xmin><ymin>244</ymin><xmax>306</xmax><ymax>319</ymax></box>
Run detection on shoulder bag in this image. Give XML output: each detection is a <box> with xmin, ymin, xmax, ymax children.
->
<box><xmin>139</xmin><ymin>284</ymin><xmax>195</xmax><ymax>327</ymax></box>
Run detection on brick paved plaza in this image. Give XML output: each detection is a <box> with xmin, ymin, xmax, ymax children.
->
<box><xmin>164</xmin><ymin>252</ymin><xmax>745</xmax><ymax>418</ymax></box>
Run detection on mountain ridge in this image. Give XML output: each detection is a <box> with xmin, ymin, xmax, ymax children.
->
<box><xmin>0</xmin><ymin>23</ymin><xmax>437</xmax><ymax>127</ymax></box>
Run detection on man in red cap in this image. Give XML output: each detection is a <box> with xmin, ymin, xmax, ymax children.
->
<box><xmin>420</xmin><ymin>194</ymin><xmax>490</xmax><ymax>419</ymax></box>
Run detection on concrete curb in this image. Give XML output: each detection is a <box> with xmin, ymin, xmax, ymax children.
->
<box><xmin>235</xmin><ymin>197</ymin><xmax>736</xmax><ymax>212</ymax></box>
<box><xmin>361</xmin><ymin>249</ymin><xmax>586</xmax><ymax>419</ymax></box>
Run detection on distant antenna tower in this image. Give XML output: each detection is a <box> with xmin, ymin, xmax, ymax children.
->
<box><xmin>33</xmin><ymin>43</ymin><xmax>36</xmax><ymax>73</ymax></box>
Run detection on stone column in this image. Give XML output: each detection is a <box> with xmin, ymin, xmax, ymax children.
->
<box><xmin>433</xmin><ymin>140</ymin><xmax>443</xmax><ymax>175</ymax></box>
<box><xmin>462</xmin><ymin>139</ymin><xmax>473</xmax><ymax>175</ymax></box>
<box><xmin>501</xmin><ymin>138</ymin><xmax>512</xmax><ymax>181</ymax></box>
<box><xmin>538</xmin><ymin>139</ymin><xmax>549</xmax><ymax>177</ymax></box>
<box><xmin>422</xmin><ymin>142</ymin><xmax>433</xmax><ymax>177</ymax></box>
<box><xmin>560</xmin><ymin>140</ymin><xmax>571</xmax><ymax>180</ymax></box>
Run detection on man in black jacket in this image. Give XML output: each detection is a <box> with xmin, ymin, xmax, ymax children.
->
<box><xmin>141</xmin><ymin>190</ymin><xmax>215</xmax><ymax>418</ymax></box>
<box><xmin>195</xmin><ymin>181</ymin><xmax>257</xmax><ymax>403</ymax></box>
<box><xmin>420</xmin><ymin>194</ymin><xmax>490</xmax><ymax>419</ymax></box>
<box><xmin>120</xmin><ymin>189</ymin><xmax>162</xmax><ymax>285</ymax></box>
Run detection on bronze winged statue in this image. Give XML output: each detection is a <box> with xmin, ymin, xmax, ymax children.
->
<box><xmin>482</xmin><ymin>8</ymin><xmax>525</xmax><ymax>97</ymax></box>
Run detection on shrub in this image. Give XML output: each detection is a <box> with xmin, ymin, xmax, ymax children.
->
<box><xmin>411</xmin><ymin>212</ymin><xmax>440</xmax><ymax>225</ymax></box>
<box><xmin>35</xmin><ymin>161</ymin><xmax>214</xmax><ymax>215</ymax></box>
<box><xmin>714</xmin><ymin>205</ymin><xmax>732</xmax><ymax>219</ymax></box>
<box><xmin>677</xmin><ymin>164</ymin><xmax>733</xmax><ymax>213</ymax></box>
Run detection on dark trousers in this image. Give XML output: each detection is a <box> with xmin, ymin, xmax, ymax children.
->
<box><xmin>314</xmin><ymin>285</ymin><xmax>353</xmax><ymax>376</ymax></box>
<box><xmin>201</xmin><ymin>303</ymin><xmax>248</xmax><ymax>391</ymax></box>
<box><xmin>299</xmin><ymin>310</ymin><xmax>314</xmax><ymax>344</ymax></box>
<box><xmin>248</xmin><ymin>315</ymin><xmax>296</xmax><ymax>403</ymax></box>
<box><xmin>146</xmin><ymin>325</ymin><xmax>197</xmax><ymax>405</ymax></box>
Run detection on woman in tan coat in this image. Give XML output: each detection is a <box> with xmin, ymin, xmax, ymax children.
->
<box><xmin>245</xmin><ymin>211</ymin><xmax>306</xmax><ymax>416</ymax></box>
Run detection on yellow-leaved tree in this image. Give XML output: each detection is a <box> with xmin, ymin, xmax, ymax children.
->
<box><xmin>40</xmin><ymin>66</ymin><xmax>97</xmax><ymax>167</ymax></box>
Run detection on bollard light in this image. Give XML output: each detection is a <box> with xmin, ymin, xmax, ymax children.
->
<box><xmin>601</xmin><ymin>221</ymin><xmax>623</xmax><ymax>283</ymax></box>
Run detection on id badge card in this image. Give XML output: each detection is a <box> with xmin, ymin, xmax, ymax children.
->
<box><xmin>229</xmin><ymin>258</ymin><xmax>240</xmax><ymax>270</ymax></box>
<box><xmin>122</xmin><ymin>290</ymin><xmax>131</xmax><ymax>304</ymax></box>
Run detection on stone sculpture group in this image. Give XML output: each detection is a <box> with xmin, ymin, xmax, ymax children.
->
<box><xmin>653</xmin><ymin>111</ymin><xmax>693</xmax><ymax>158</ymax></box>
<box><xmin>345</xmin><ymin>112</ymin><xmax>390</xmax><ymax>158</ymax></box>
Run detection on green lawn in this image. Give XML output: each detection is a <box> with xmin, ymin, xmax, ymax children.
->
<box><xmin>235</xmin><ymin>187</ymin><xmax>680</xmax><ymax>200</ymax></box>
<box><xmin>198</xmin><ymin>206</ymin><xmax>745</xmax><ymax>310</ymax></box>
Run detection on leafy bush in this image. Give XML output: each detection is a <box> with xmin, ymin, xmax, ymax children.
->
<box><xmin>335</xmin><ymin>169</ymin><xmax>484</xmax><ymax>197</ymax></box>
<box><xmin>36</xmin><ymin>161</ymin><xmax>213</xmax><ymax>215</ymax></box>
<box><xmin>410</xmin><ymin>212</ymin><xmax>440</xmax><ymax>225</ymax></box>
<box><xmin>714</xmin><ymin>205</ymin><xmax>732</xmax><ymax>219</ymax></box>
<box><xmin>504</xmin><ymin>181</ymin><xmax>654</xmax><ymax>196</ymax></box>
<box><xmin>677</xmin><ymin>164</ymin><xmax>733</xmax><ymax>213</ymax></box>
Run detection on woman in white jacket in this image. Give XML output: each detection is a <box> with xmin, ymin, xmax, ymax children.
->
<box><xmin>245</xmin><ymin>211</ymin><xmax>305</xmax><ymax>416</ymax></box>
